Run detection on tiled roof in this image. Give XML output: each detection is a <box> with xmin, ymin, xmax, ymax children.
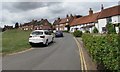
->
<box><xmin>53</xmin><ymin>19</ymin><xmax>61</xmax><ymax>25</ymax></box>
<box><xmin>59</xmin><ymin>18</ymin><xmax>68</xmax><ymax>24</ymax></box>
<box><xmin>70</xmin><ymin>12</ymin><xmax>100</xmax><ymax>26</ymax></box>
<box><xmin>98</xmin><ymin>5</ymin><xmax>120</xmax><ymax>19</ymax></box>
<box><xmin>70</xmin><ymin>5</ymin><xmax>120</xmax><ymax>26</ymax></box>
<box><xmin>22</xmin><ymin>19</ymin><xmax>51</xmax><ymax>26</ymax></box>
<box><xmin>59</xmin><ymin>17</ymin><xmax>73</xmax><ymax>24</ymax></box>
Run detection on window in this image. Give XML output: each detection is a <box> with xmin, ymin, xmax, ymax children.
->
<box><xmin>106</xmin><ymin>17</ymin><xmax>112</xmax><ymax>23</ymax></box>
<box><xmin>32</xmin><ymin>31</ymin><xmax>43</xmax><ymax>35</ymax></box>
<box><xmin>44</xmin><ymin>31</ymin><xmax>49</xmax><ymax>35</ymax></box>
<box><xmin>45</xmin><ymin>31</ymin><xmax>51</xmax><ymax>35</ymax></box>
<box><xmin>102</xmin><ymin>27</ymin><xmax>107</xmax><ymax>33</ymax></box>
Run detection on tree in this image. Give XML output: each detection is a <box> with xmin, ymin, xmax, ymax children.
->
<box><xmin>15</xmin><ymin>22</ymin><xmax>19</xmax><ymax>28</ymax></box>
<box><xmin>93</xmin><ymin>27</ymin><xmax>99</xmax><ymax>33</ymax></box>
<box><xmin>106</xmin><ymin>23</ymin><xmax>116</xmax><ymax>34</ymax></box>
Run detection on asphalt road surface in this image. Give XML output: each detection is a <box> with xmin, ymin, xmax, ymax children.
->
<box><xmin>2</xmin><ymin>33</ymin><xmax>81</xmax><ymax>70</ymax></box>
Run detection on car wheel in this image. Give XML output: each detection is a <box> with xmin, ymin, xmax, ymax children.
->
<box><xmin>45</xmin><ymin>40</ymin><xmax>48</xmax><ymax>46</ymax></box>
<box><xmin>29</xmin><ymin>43</ymin><xmax>34</xmax><ymax>47</ymax></box>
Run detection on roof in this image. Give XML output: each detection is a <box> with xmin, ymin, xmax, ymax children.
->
<box><xmin>70</xmin><ymin>12</ymin><xmax>100</xmax><ymax>26</ymax></box>
<box><xmin>53</xmin><ymin>19</ymin><xmax>61</xmax><ymax>25</ymax></box>
<box><xmin>98</xmin><ymin>5</ymin><xmax>120</xmax><ymax>19</ymax></box>
<box><xmin>59</xmin><ymin>17</ymin><xmax>72</xmax><ymax>24</ymax></box>
<box><xmin>59</xmin><ymin>18</ymin><xmax>68</xmax><ymax>24</ymax></box>
<box><xmin>70</xmin><ymin>5</ymin><xmax>120</xmax><ymax>26</ymax></box>
<box><xmin>22</xmin><ymin>19</ymin><xmax>51</xmax><ymax>26</ymax></box>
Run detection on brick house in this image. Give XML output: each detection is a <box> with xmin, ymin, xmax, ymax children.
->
<box><xmin>53</xmin><ymin>14</ymin><xmax>82</xmax><ymax>31</ymax></box>
<box><xmin>20</xmin><ymin>19</ymin><xmax>52</xmax><ymax>30</ymax></box>
<box><xmin>4</xmin><ymin>25</ymin><xmax>13</xmax><ymax>30</ymax></box>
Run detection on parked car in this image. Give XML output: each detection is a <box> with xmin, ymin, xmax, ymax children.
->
<box><xmin>55</xmin><ymin>31</ymin><xmax>63</xmax><ymax>37</ymax></box>
<box><xmin>29</xmin><ymin>30</ymin><xmax>54</xmax><ymax>46</ymax></box>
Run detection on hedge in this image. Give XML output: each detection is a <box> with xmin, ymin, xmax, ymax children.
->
<box><xmin>73</xmin><ymin>30</ymin><xmax>82</xmax><ymax>37</ymax></box>
<box><xmin>82</xmin><ymin>34</ymin><xmax>120</xmax><ymax>71</ymax></box>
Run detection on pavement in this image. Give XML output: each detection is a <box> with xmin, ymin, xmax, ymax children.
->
<box><xmin>2</xmin><ymin>33</ymin><xmax>81</xmax><ymax>70</ymax></box>
<box><xmin>76</xmin><ymin>38</ymin><xmax>97</xmax><ymax>71</ymax></box>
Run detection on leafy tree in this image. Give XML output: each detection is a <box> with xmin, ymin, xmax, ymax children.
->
<box><xmin>106</xmin><ymin>23</ymin><xmax>116</xmax><ymax>34</ymax></box>
<box><xmin>93</xmin><ymin>27</ymin><xmax>99</xmax><ymax>33</ymax></box>
<box><xmin>15</xmin><ymin>22</ymin><xmax>19</xmax><ymax>29</ymax></box>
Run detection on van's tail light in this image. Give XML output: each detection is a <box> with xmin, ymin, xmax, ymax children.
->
<box><xmin>29</xmin><ymin>36</ymin><xmax>32</xmax><ymax>38</ymax></box>
<box><xmin>40</xmin><ymin>36</ymin><xmax>45</xmax><ymax>38</ymax></box>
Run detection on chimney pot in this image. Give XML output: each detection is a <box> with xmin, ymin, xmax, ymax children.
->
<box><xmin>66</xmin><ymin>14</ymin><xmax>69</xmax><ymax>18</ymax></box>
<box><xmin>101</xmin><ymin>4</ymin><xmax>104</xmax><ymax>10</ymax></box>
<box><xmin>89</xmin><ymin>8</ymin><xmax>93</xmax><ymax>15</ymax></box>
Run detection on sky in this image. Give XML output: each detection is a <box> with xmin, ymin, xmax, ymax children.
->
<box><xmin>0</xmin><ymin>0</ymin><xmax>119</xmax><ymax>28</ymax></box>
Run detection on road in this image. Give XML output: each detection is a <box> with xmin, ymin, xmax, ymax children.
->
<box><xmin>2</xmin><ymin>33</ymin><xmax>81</xmax><ymax>70</ymax></box>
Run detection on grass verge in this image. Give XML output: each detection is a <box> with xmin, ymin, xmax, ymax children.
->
<box><xmin>2</xmin><ymin>29</ymin><xmax>32</xmax><ymax>55</ymax></box>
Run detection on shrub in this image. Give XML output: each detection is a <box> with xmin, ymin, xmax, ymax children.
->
<box><xmin>93</xmin><ymin>27</ymin><xmax>99</xmax><ymax>33</ymax></box>
<box><xmin>106</xmin><ymin>23</ymin><xmax>116</xmax><ymax>34</ymax></box>
<box><xmin>85</xmin><ymin>30</ymin><xmax>90</xmax><ymax>33</ymax></box>
<box><xmin>62</xmin><ymin>30</ymin><xmax>69</xmax><ymax>33</ymax></box>
<box><xmin>73</xmin><ymin>30</ymin><xmax>82</xmax><ymax>37</ymax></box>
<box><xmin>82</xmin><ymin>34</ymin><xmax>120</xmax><ymax>71</ymax></box>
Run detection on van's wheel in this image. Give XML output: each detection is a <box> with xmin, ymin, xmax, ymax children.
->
<box><xmin>45</xmin><ymin>40</ymin><xmax>48</xmax><ymax>46</ymax></box>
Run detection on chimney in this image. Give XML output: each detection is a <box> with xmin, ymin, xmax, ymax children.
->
<box><xmin>58</xmin><ymin>17</ymin><xmax>60</xmax><ymax>20</ymax></box>
<box><xmin>101</xmin><ymin>4</ymin><xmax>104</xmax><ymax>10</ymax></box>
<box><xmin>66</xmin><ymin>14</ymin><xmax>69</xmax><ymax>18</ymax></box>
<box><xmin>41</xmin><ymin>18</ymin><xmax>44</xmax><ymax>21</ymax></box>
<box><xmin>89</xmin><ymin>8</ymin><xmax>93</xmax><ymax>15</ymax></box>
<box><xmin>70</xmin><ymin>14</ymin><xmax>73</xmax><ymax>17</ymax></box>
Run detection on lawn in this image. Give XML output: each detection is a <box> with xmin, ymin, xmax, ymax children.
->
<box><xmin>2</xmin><ymin>29</ymin><xmax>32</xmax><ymax>55</ymax></box>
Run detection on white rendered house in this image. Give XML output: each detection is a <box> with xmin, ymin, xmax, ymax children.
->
<box><xmin>97</xmin><ymin>5</ymin><xmax>120</xmax><ymax>33</ymax></box>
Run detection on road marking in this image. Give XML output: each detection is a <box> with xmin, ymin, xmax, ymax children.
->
<box><xmin>7</xmin><ymin>48</ymin><xmax>34</xmax><ymax>56</ymax></box>
<box><xmin>74</xmin><ymin>37</ymin><xmax>88</xmax><ymax>71</ymax></box>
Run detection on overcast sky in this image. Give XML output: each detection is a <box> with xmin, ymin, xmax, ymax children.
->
<box><xmin>0</xmin><ymin>0</ymin><xmax>119</xmax><ymax>27</ymax></box>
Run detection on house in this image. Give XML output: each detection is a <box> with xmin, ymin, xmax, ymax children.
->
<box><xmin>53</xmin><ymin>18</ymin><xmax>61</xmax><ymax>30</ymax></box>
<box><xmin>20</xmin><ymin>19</ymin><xmax>52</xmax><ymax>30</ymax></box>
<box><xmin>97</xmin><ymin>5</ymin><xmax>120</xmax><ymax>33</ymax></box>
<box><xmin>70</xmin><ymin>5</ymin><xmax>120</xmax><ymax>33</ymax></box>
<box><xmin>70</xmin><ymin>8</ymin><xmax>100</xmax><ymax>33</ymax></box>
<box><xmin>53</xmin><ymin>14</ymin><xmax>82</xmax><ymax>31</ymax></box>
<box><xmin>20</xmin><ymin>19</ymin><xmax>39</xmax><ymax>30</ymax></box>
<box><xmin>4</xmin><ymin>25</ymin><xmax>13</xmax><ymax>30</ymax></box>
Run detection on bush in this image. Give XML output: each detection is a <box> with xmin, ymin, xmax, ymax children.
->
<box><xmin>85</xmin><ymin>30</ymin><xmax>90</xmax><ymax>33</ymax></box>
<box><xmin>62</xmin><ymin>30</ymin><xmax>69</xmax><ymax>33</ymax></box>
<box><xmin>106</xmin><ymin>23</ymin><xmax>116</xmax><ymax>34</ymax></box>
<box><xmin>93</xmin><ymin>27</ymin><xmax>99</xmax><ymax>33</ymax></box>
<box><xmin>73</xmin><ymin>30</ymin><xmax>82</xmax><ymax>37</ymax></box>
<box><xmin>82</xmin><ymin>34</ymin><xmax>120</xmax><ymax>71</ymax></box>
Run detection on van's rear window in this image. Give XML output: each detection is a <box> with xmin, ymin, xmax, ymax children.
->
<box><xmin>31</xmin><ymin>31</ymin><xmax>43</xmax><ymax>35</ymax></box>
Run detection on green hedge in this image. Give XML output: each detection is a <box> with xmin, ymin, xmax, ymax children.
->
<box><xmin>73</xmin><ymin>30</ymin><xmax>82</xmax><ymax>37</ymax></box>
<box><xmin>82</xmin><ymin>34</ymin><xmax>120</xmax><ymax>71</ymax></box>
